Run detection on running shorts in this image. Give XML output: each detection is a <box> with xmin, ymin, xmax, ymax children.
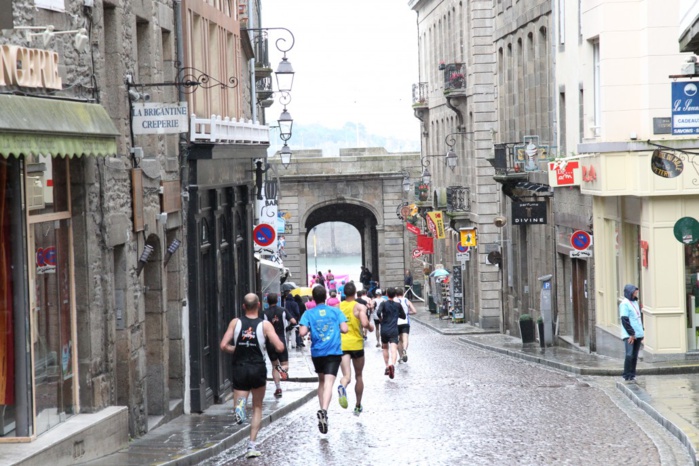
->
<box><xmin>380</xmin><ymin>333</ymin><xmax>399</xmax><ymax>345</ymax></box>
<box><xmin>232</xmin><ymin>363</ymin><xmax>267</xmax><ymax>391</ymax></box>
<box><xmin>311</xmin><ymin>355</ymin><xmax>342</xmax><ymax>376</ymax></box>
<box><xmin>398</xmin><ymin>324</ymin><xmax>410</xmax><ymax>335</ymax></box>
<box><xmin>266</xmin><ymin>347</ymin><xmax>289</xmax><ymax>363</ymax></box>
<box><xmin>342</xmin><ymin>349</ymin><xmax>365</xmax><ymax>360</ymax></box>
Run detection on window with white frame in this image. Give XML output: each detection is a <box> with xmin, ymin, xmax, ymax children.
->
<box><xmin>592</xmin><ymin>40</ymin><xmax>601</xmax><ymax>137</ymax></box>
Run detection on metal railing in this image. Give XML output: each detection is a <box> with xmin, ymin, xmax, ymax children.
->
<box><xmin>412</xmin><ymin>82</ymin><xmax>428</xmax><ymax>105</ymax></box>
<box><xmin>444</xmin><ymin>63</ymin><xmax>466</xmax><ymax>91</ymax></box>
<box><xmin>190</xmin><ymin>114</ymin><xmax>270</xmax><ymax>144</ymax></box>
<box><xmin>446</xmin><ymin>186</ymin><xmax>470</xmax><ymax>212</ymax></box>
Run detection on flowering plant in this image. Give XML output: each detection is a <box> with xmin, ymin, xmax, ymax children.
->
<box><xmin>450</xmin><ymin>72</ymin><xmax>464</xmax><ymax>81</ymax></box>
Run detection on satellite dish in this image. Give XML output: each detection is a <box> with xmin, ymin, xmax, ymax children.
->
<box><xmin>487</xmin><ymin>251</ymin><xmax>502</xmax><ymax>266</ymax></box>
<box><xmin>494</xmin><ymin>216</ymin><xmax>507</xmax><ymax>228</ymax></box>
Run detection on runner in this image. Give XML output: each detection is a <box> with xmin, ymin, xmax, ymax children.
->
<box><xmin>219</xmin><ymin>293</ymin><xmax>285</xmax><ymax>459</ymax></box>
<box><xmin>356</xmin><ymin>290</ymin><xmax>370</xmax><ymax>340</ymax></box>
<box><xmin>336</xmin><ymin>282</ymin><xmax>374</xmax><ymax>416</ymax></box>
<box><xmin>376</xmin><ymin>287</ymin><xmax>406</xmax><ymax>379</ymax></box>
<box><xmin>263</xmin><ymin>293</ymin><xmax>295</xmax><ymax>397</ymax></box>
<box><xmin>395</xmin><ymin>287</ymin><xmax>417</xmax><ymax>363</ymax></box>
<box><xmin>299</xmin><ymin>286</ymin><xmax>348</xmax><ymax>434</ymax></box>
<box><xmin>370</xmin><ymin>289</ymin><xmax>387</xmax><ymax>348</ymax></box>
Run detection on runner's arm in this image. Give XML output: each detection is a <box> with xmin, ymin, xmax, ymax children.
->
<box><xmin>219</xmin><ymin>318</ymin><xmax>238</xmax><ymax>354</ymax></box>
<box><xmin>263</xmin><ymin>321</ymin><xmax>285</xmax><ymax>352</ymax></box>
<box><xmin>354</xmin><ymin>303</ymin><xmax>374</xmax><ymax>332</ymax></box>
<box><xmin>407</xmin><ymin>300</ymin><xmax>417</xmax><ymax>315</ymax></box>
<box><xmin>299</xmin><ymin>325</ymin><xmax>309</xmax><ymax>338</ymax></box>
<box><xmin>340</xmin><ymin>322</ymin><xmax>349</xmax><ymax>334</ymax></box>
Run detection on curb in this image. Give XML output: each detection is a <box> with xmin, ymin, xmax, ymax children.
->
<box><xmin>617</xmin><ymin>381</ymin><xmax>699</xmax><ymax>466</ymax></box>
<box><xmin>411</xmin><ymin>315</ymin><xmax>497</xmax><ymax>337</ymax></box>
<box><xmin>159</xmin><ymin>389</ymin><xmax>318</xmax><ymax>466</ymax></box>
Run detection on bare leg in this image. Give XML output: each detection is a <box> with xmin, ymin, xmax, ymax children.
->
<box><xmin>249</xmin><ymin>385</ymin><xmax>265</xmax><ymax>441</ymax></box>
<box><xmin>375</xmin><ymin>322</ymin><xmax>381</xmax><ymax>345</ymax></box>
<box><xmin>233</xmin><ymin>389</ymin><xmax>250</xmax><ymax>412</ymax></box>
<box><xmin>319</xmin><ymin>373</ymin><xmax>336</xmax><ymax>410</ymax></box>
<box><xmin>401</xmin><ymin>333</ymin><xmax>409</xmax><ymax>352</ymax></box>
<box><xmin>389</xmin><ymin>342</ymin><xmax>399</xmax><ymax>366</ymax></box>
<box><xmin>271</xmin><ymin>358</ymin><xmax>281</xmax><ymax>386</ymax></box>
<box><xmin>382</xmin><ymin>342</ymin><xmax>389</xmax><ymax>367</ymax></box>
<box><xmin>352</xmin><ymin>357</ymin><xmax>365</xmax><ymax>406</ymax></box>
<box><xmin>339</xmin><ymin>354</ymin><xmax>352</xmax><ymax>389</ymax></box>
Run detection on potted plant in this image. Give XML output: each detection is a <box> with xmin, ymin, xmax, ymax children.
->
<box><xmin>438</xmin><ymin>60</ymin><xmax>446</xmax><ymax>70</ymax></box>
<box><xmin>417</xmin><ymin>183</ymin><xmax>430</xmax><ymax>202</ymax></box>
<box><xmin>537</xmin><ymin>316</ymin><xmax>545</xmax><ymax>348</ymax></box>
<box><xmin>519</xmin><ymin>314</ymin><xmax>536</xmax><ymax>345</ymax></box>
<box><xmin>449</xmin><ymin>72</ymin><xmax>465</xmax><ymax>89</ymax></box>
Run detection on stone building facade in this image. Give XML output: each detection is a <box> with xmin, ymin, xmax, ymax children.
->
<box><xmin>0</xmin><ymin>0</ymin><xmax>266</xmax><ymax>461</ymax></box>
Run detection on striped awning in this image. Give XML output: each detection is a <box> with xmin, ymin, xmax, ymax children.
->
<box><xmin>0</xmin><ymin>94</ymin><xmax>119</xmax><ymax>158</ymax></box>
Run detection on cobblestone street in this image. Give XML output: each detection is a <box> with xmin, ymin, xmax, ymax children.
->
<box><xmin>205</xmin><ymin>323</ymin><xmax>693</xmax><ymax>465</ymax></box>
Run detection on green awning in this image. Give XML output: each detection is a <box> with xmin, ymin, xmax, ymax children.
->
<box><xmin>0</xmin><ymin>94</ymin><xmax>119</xmax><ymax>158</ymax></box>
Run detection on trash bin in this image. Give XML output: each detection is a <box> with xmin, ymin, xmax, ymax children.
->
<box><xmin>412</xmin><ymin>283</ymin><xmax>422</xmax><ymax>299</ymax></box>
<box><xmin>428</xmin><ymin>295</ymin><xmax>437</xmax><ymax>313</ymax></box>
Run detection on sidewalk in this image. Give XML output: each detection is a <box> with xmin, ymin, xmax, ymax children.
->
<box><xmin>410</xmin><ymin>304</ymin><xmax>699</xmax><ymax>465</ymax></box>
<box><xmin>81</xmin><ymin>345</ymin><xmax>318</xmax><ymax>466</ymax></box>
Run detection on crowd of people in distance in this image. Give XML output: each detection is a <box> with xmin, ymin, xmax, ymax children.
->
<box><xmin>219</xmin><ymin>266</ymin><xmax>418</xmax><ymax>458</ymax></box>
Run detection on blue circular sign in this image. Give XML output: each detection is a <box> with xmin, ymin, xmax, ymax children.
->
<box><xmin>571</xmin><ymin>230</ymin><xmax>591</xmax><ymax>251</ymax></box>
<box><xmin>253</xmin><ymin>224</ymin><xmax>276</xmax><ymax>247</ymax></box>
<box><xmin>456</xmin><ymin>242</ymin><xmax>469</xmax><ymax>253</ymax></box>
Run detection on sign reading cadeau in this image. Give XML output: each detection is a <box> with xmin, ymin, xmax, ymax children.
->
<box><xmin>672</xmin><ymin>81</ymin><xmax>699</xmax><ymax>135</ymax></box>
<box><xmin>512</xmin><ymin>201</ymin><xmax>547</xmax><ymax>225</ymax></box>
<box><xmin>132</xmin><ymin>102</ymin><xmax>189</xmax><ymax>134</ymax></box>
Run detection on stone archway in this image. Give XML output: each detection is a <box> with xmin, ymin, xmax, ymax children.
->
<box><xmin>302</xmin><ymin>199</ymin><xmax>380</xmax><ymax>287</ymax></box>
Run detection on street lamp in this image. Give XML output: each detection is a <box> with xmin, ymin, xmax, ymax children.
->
<box><xmin>445</xmin><ymin>147</ymin><xmax>458</xmax><ymax>170</ymax></box>
<box><xmin>280</xmin><ymin>144</ymin><xmax>292</xmax><ymax>169</ymax></box>
<box><xmin>278</xmin><ymin>107</ymin><xmax>293</xmax><ymax>142</ymax></box>
<box><xmin>444</xmin><ymin>131</ymin><xmax>475</xmax><ymax>171</ymax></box>
<box><xmin>402</xmin><ymin>174</ymin><xmax>411</xmax><ymax>192</ymax></box>
<box><xmin>275</xmin><ymin>55</ymin><xmax>295</xmax><ymax>93</ymax></box>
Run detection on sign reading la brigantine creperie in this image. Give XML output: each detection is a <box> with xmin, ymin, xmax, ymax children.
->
<box><xmin>132</xmin><ymin>102</ymin><xmax>188</xmax><ymax>135</ymax></box>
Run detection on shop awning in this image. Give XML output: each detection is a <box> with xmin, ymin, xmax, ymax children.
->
<box><xmin>0</xmin><ymin>94</ymin><xmax>119</xmax><ymax>158</ymax></box>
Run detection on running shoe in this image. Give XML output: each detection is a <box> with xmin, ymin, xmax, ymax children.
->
<box><xmin>245</xmin><ymin>448</ymin><xmax>262</xmax><ymax>459</ymax></box>
<box><xmin>384</xmin><ymin>367</ymin><xmax>390</xmax><ymax>376</ymax></box>
<box><xmin>376</xmin><ymin>343</ymin><xmax>381</xmax><ymax>348</ymax></box>
<box><xmin>337</xmin><ymin>384</ymin><xmax>348</xmax><ymax>409</ymax></box>
<box><xmin>402</xmin><ymin>350</ymin><xmax>408</xmax><ymax>363</ymax></box>
<box><xmin>317</xmin><ymin>409</ymin><xmax>328</xmax><ymax>434</ymax></box>
<box><xmin>274</xmin><ymin>388</ymin><xmax>282</xmax><ymax>398</ymax></box>
<box><xmin>275</xmin><ymin>364</ymin><xmax>289</xmax><ymax>381</ymax></box>
<box><xmin>353</xmin><ymin>405</ymin><xmax>363</xmax><ymax>417</ymax></box>
<box><xmin>234</xmin><ymin>398</ymin><xmax>246</xmax><ymax>424</ymax></box>
<box><xmin>388</xmin><ymin>364</ymin><xmax>395</xmax><ymax>379</ymax></box>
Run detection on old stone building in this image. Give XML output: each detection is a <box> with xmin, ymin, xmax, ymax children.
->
<box><xmin>409</xmin><ymin>0</ymin><xmax>500</xmax><ymax>329</ymax></box>
<box><xmin>0</xmin><ymin>0</ymin><xmax>267</xmax><ymax>461</ymax></box>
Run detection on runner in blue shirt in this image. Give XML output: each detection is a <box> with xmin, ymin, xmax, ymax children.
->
<box><xmin>299</xmin><ymin>286</ymin><xmax>348</xmax><ymax>434</ymax></box>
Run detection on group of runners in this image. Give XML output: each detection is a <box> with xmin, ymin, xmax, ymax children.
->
<box><xmin>219</xmin><ymin>282</ymin><xmax>417</xmax><ymax>459</ymax></box>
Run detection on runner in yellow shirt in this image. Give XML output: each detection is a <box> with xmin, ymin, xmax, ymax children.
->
<box><xmin>336</xmin><ymin>282</ymin><xmax>374</xmax><ymax>415</ymax></box>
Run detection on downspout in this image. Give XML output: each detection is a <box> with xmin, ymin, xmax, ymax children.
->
<box><xmin>173</xmin><ymin>0</ymin><xmax>190</xmax><ymax>414</ymax></box>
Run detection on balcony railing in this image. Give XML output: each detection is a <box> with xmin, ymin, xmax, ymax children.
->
<box><xmin>446</xmin><ymin>186</ymin><xmax>470</xmax><ymax>212</ymax></box>
<box><xmin>190</xmin><ymin>115</ymin><xmax>270</xmax><ymax>144</ymax></box>
<box><xmin>487</xmin><ymin>143</ymin><xmax>529</xmax><ymax>177</ymax></box>
<box><xmin>444</xmin><ymin>63</ymin><xmax>466</xmax><ymax>92</ymax></box>
<box><xmin>412</xmin><ymin>82</ymin><xmax>428</xmax><ymax>106</ymax></box>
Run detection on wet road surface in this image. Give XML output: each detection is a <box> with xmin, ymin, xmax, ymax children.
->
<box><xmin>204</xmin><ymin>323</ymin><xmax>693</xmax><ymax>465</ymax></box>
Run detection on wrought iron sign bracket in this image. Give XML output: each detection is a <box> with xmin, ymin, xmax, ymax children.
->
<box><xmin>125</xmin><ymin>65</ymin><xmax>238</xmax><ymax>95</ymax></box>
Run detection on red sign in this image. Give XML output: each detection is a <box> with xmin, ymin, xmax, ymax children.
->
<box><xmin>412</xmin><ymin>248</ymin><xmax>423</xmax><ymax>258</ymax></box>
<box><xmin>548</xmin><ymin>160</ymin><xmax>580</xmax><ymax>186</ymax></box>
<box><xmin>641</xmin><ymin>240</ymin><xmax>648</xmax><ymax>268</ymax></box>
<box><xmin>417</xmin><ymin>234</ymin><xmax>434</xmax><ymax>254</ymax></box>
<box><xmin>406</xmin><ymin>223</ymin><xmax>420</xmax><ymax>235</ymax></box>
<box><xmin>426</xmin><ymin>215</ymin><xmax>437</xmax><ymax>236</ymax></box>
<box><xmin>582</xmin><ymin>165</ymin><xmax>597</xmax><ymax>182</ymax></box>
<box><xmin>570</xmin><ymin>230</ymin><xmax>592</xmax><ymax>251</ymax></box>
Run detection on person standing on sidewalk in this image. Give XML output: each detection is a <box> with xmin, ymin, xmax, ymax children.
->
<box><xmin>263</xmin><ymin>293</ymin><xmax>295</xmax><ymax>398</ymax></box>
<box><xmin>395</xmin><ymin>287</ymin><xmax>417</xmax><ymax>363</ymax></box>
<box><xmin>376</xmin><ymin>287</ymin><xmax>406</xmax><ymax>379</ymax></box>
<box><xmin>219</xmin><ymin>293</ymin><xmax>285</xmax><ymax>459</ymax></box>
<box><xmin>299</xmin><ymin>286</ymin><xmax>348</xmax><ymax>434</ymax></box>
<box><xmin>337</xmin><ymin>282</ymin><xmax>374</xmax><ymax>416</ymax></box>
<box><xmin>620</xmin><ymin>284</ymin><xmax>644</xmax><ymax>382</ymax></box>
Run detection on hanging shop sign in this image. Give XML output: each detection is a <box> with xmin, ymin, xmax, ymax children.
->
<box><xmin>406</xmin><ymin>222</ymin><xmax>421</xmax><ymax>235</ymax></box>
<box><xmin>548</xmin><ymin>160</ymin><xmax>580</xmax><ymax>187</ymax></box>
<box><xmin>417</xmin><ymin>234</ymin><xmax>434</xmax><ymax>254</ymax></box>
<box><xmin>512</xmin><ymin>201</ymin><xmax>547</xmax><ymax>225</ymax></box>
<box><xmin>460</xmin><ymin>228</ymin><xmax>477</xmax><ymax>247</ymax></box>
<box><xmin>672</xmin><ymin>81</ymin><xmax>699</xmax><ymax>135</ymax></box>
<box><xmin>650</xmin><ymin>149</ymin><xmax>683</xmax><ymax>178</ymax></box>
<box><xmin>673</xmin><ymin>217</ymin><xmax>699</xmax><ymax>244</ymax></box>
<box><xmin>426</xmin><ymin>211</ymin><xmax>445</xmax><ymax>239</ymax></box>
<box><xmin>132</xmin><ymin>102</ymin><xmax>188</xmax><ymax>135</ymax></box>
<box><xmin>0</xmin><ymin>44</ymin><xmax>62</xmax><ymax>89</ymax></box>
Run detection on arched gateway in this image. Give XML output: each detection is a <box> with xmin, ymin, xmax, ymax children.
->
<box><xmin>270</xmin><ymin>148</ymin><xmax>420</xmax><ymax>291</ymax></box>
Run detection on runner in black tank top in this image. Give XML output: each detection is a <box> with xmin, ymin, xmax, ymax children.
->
<box><xmin>220</xmin><ymin>293</ymin><xmax>285</xmax><ymax>459</ymax></box>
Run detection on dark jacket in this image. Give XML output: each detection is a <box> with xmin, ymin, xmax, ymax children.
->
<box><xmin>376</xmin><ymin>300</ymin><xmax>406</xmax><ymax>337</ymax></box>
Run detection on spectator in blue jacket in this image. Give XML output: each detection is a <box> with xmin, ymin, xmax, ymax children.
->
<box><xmin>620</xmin><ymin>284</ymin><xmax>644</xmax><ymax>382</ymax></box>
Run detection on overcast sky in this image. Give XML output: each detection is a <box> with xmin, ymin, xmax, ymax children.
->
<box><xmin>259</xmin><ymin>0</ymin><xmax>420</xmax><ymax>148</ymax></box>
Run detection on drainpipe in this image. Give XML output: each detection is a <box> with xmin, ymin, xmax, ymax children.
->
<box><xmin>173</xmin><ymin>0</ymin><xmax>191</xmax><ymax>415</ymax></box>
